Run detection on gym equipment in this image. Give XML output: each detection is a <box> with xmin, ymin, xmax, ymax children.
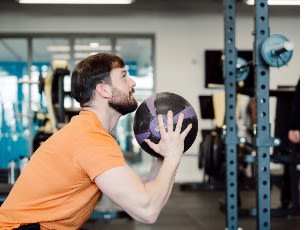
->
<box><xmin>180</xmin><ymin>95</ymin><xmax>226</xmax><ymax>192</ymax></box>
<box><xmin>252</xmin><ymin>1</ymin><xmax>277</xmax><ymax>228</ymax></box>
<box><xmin>199</xmin><ymin>130</ymin><xmax>225</xmax><ymax>177</ymax></box>
<box><xmin>205</xmin><ymin>50</ymin><xmax>255</xmax><ymax>96</ymax></box>
<box><xmin>44</xmin><ymin>65</ymin><xmax>70</xmax><ymax>130</ymax></box>
<box><xmin>133</xmin><ymin>92</ymin><xmax>198</xmax><ymax>158</ymax></box>
<box><xmin>223</xmin><ymin>1</ymin><xmax>239</xmax><ymax>229</ymax></box>
<box><xmin>222</xmin><ymin>0</ymin><xmax>295</xmax><ymax>229</ymax></box>
<box><xmin>235</xmin><ymin>34</ymin><xmax>293</xmax><ymax>81</ymax></box>
<box><xmin>32</xmin><ymin>131</ymin><xmax>53</xmax><ymax>152</ymax></box>
<box><xmin>261</xmin><ymin>34</ymin><xmax>294</xmax><ymax>68</ymax></box>
<box><xmin>236</xmin><ymin>57</ymin><xmax>250</xmax><ymax>82</ymax></box>
<box><xmin>235</xmin><ymin>34</ymin><xmax>293</xmax><ymax>74</ymax></box>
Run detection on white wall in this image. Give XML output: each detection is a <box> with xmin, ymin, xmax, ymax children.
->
<box><xmin>0</xmin><ymin>8</ymin><xmax>300</xmax><ymax>182</ymax></box>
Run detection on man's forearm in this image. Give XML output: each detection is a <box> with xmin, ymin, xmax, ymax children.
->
<box><xmin>143</xmin><ymin>159</ymin><xmax>163</xmax><ymax>183</ymax></box>
<box><xmin>144</xmin><ymin>157</ymin><xmax>180</xmax><ymax>214</ymax></box>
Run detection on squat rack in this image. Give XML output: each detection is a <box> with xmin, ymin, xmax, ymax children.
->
<box><xmin>223</xmin><ymin>0</ymin><xmax>239</xmax><ymax>229</ymax></box>
<box><xmin>223</xmin><ymin>0</ymin><xmax>273</xmax><ymax>229</ymax></box>
<box><xmin>253</xmin><ymin>1</ymin><xmax>272</xmax><ymax>229</ymax></box>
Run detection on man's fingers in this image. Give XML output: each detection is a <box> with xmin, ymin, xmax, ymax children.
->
<box><xmin>167</xmin><ymin>110</ymin><xmax>174</xmax><ymax>132</ymax></box>
<box><xmin>144</xmin><ymin>139</ymin><xmax>159</xmax><ymax>153</ymax></box>
<box><xmin>180</xmin><ymin>123</ymin><xmax>192</xmax><ymax>139</ymax></box>
<box><xmin>174</xmin><ymin>113</ymin><xmax>184</xmax><ymax>133</ymax></box>
<box><xmin>157</xmin><ymin>114</ymin><xmax>166</xmax><ymax>136</ymax></box>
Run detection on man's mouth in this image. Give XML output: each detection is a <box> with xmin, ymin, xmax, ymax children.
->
<box><xmin>129</xmin><ymin>88</ymin><xmax>135</xmax><ymax>96</ymax></box>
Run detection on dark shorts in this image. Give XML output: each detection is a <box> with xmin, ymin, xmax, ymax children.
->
<box><xmin>14</xmin><ymin>223</ymin><xmax>40</xmax><ymax>230</ymax></box>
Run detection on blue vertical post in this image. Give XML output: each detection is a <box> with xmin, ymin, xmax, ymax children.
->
<box><xmin>223</xmin><ymin>0</ymin><xmax>239</xmax><ymax>229</ymax></box>
<box><xmin>253</xmin><ymin>0</ymin><xmax>271</xmax><ymax>229</ymax></box>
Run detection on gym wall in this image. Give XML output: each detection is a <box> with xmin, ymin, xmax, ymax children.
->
<box><xmin>0</xmin><ymin>4</ymin><xmax>300</xmax><ymax>183</ymax></box>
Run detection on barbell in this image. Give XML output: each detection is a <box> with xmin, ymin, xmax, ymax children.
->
<box><xmin>233</xmin><ymin>34</ymin><xmax>293</xmax><ymax>82</ymax></box>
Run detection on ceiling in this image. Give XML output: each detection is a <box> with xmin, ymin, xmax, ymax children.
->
<box><xmin>0</xmin><ymin>0</ymin><xmax>300</xmax><ymax>16</ymax></box>
<box><xmin>0</xmin><ymin>0</ymin><xmax>300</xmax><ymax>75</ymax></box>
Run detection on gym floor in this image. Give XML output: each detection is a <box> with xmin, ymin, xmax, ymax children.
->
<box><xmin>82</xmin><ymin>184</ymin><xmax>300</xmax><ymax>230</ymax></box>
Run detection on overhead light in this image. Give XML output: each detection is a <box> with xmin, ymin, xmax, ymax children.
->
<box><xmin>47</xmin><ymin>45</ymin><xmax>70</xmax><ymax>52</ymax></box>
<box><xmin>89</xmin><ymin>42</ymin><xmax>100</xmax><ymax>49</ymax></box>
<box><xmin>245</xmin><ymin>0</ymin><xmax>300</xmax><ymax>5</ymax></box>
<box><xmin>52</xmin><ymin>54</ymin><xmax>71</xmax><ymax>60</ymax></box>
<box><xmin>74</xmin><ymin>44</ymin><xmax>112</xmax><ymax>51</ymax></box>
<box><xmin>18</xmin><ymin>0</ymin><xmax>134</xmax><ymax>4</ymax></box>
<box><xmin>74</xmin><ymin>53</ymin><xmax>90</xmax><ymax>59</ymax></box>
<box><xmin>74</xmin><ymin>52</ymin><xmax>99</xmax><ymax>59</ymax></box>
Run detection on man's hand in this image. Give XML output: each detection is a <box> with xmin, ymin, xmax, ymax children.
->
<box><xmin>144</xmin><ymin>110</ymin><xmax>192</xmax><ymax>161</ymax></box>
<box><xmin>288</xmin><ymin>130</ymin><xmax>300</xmax><ymax>143</ymax></box>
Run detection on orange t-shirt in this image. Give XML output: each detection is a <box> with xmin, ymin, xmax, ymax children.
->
<box><xmin>0</xmin><ymin>111</ymin><xmax>125</xmax><ymax>229</ymax></box>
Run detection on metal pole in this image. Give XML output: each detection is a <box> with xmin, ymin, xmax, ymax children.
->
<box><xmin>27</xmin><ymin>38</ymin><xmax>33</xmax><ymax>156</ymax></box>
<box><xmin>223</xmin><ymin>0</ymin><xmax>239</xmax><ymax>229</ymax></box>
<box><xmin>253</xmin><ymin>0</ymin><xmax>271</xmax><ymax>229</ymax></box>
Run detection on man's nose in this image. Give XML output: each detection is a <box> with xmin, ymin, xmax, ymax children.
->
<box><xmin>129</xmin><ymin>76</ymin><xmax>136</xmax><ymax>88</ymax></box>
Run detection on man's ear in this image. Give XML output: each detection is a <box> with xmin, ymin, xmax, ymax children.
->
<box><xmin>96</xmin><ymin>83</ymin><xmax>111</xmax><ymax>99</ymax></box>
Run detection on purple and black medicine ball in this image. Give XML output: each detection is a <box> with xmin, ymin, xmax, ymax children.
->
<box><xmin>133</xmin><ymin>92</ymin><xmax>198</xmax><ymax>158</ymax></box>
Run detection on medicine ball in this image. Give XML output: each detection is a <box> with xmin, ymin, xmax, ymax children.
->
<box><xmin>133</xmin><ymin>92</ymin><xmax>198</xmax><ymax>158</ymax></box>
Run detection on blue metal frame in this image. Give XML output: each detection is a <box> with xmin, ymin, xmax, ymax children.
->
<box><xmin>223</xmin><ymin>1</ymin><xmax>274</xmax><ymax>229</ymax></box>
<box><xmin>0</xmin><ymin>61</ymin><xmax>50</xmax><ymax>168</ymax></box>
<box><xmin>223</xmin><ymin>0</ymin><xmax>239</xmax><ymax>229</ymax></box>
<box><xmin>253</xmin><ymin>0</ymin><xmax>272</xmax><ymax>229</ymax></box>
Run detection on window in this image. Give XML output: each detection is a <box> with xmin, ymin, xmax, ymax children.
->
<box><xmin>0</xmin><ymin>38</ymin><xmax>28</xmax><ymax>167</ymax></box>
<box><xmin>0</xmin><ymin>34</ymin><xmax>155</xmax><ymax>171</ymax></box>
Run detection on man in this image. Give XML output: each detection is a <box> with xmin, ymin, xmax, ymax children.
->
<box><xmin>288</xmin><ymin>79</ymin><xmax>300</xmax><ymax>144</ymax></box>
<box><xmin>0</xmin><ymin>53</ymin><xmax>192</xmax><ymax>229</ymax></box>
<box><xmin>281</xmin><ymin>79</ymin><xmax>300</xmax><ymax>209</ymax></box>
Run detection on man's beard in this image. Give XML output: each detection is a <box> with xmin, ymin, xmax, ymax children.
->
<box><xmin>108</xmin><ymin>86</ymin><xmax>138</xmax><ymax>115</ymax></box>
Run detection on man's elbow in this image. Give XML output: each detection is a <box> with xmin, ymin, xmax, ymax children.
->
<box><xmin>132</xmin><ymin>200</ymin><xmax>161</xmax><ymax>224</ymax></box>
<box><xmin>133</xmin><ymin>207</ymin><xmax>160</xmax><ymax>224</ymax></box>
<box><xmin>128</xmin><ymin>193</ymin><xmax>162</xmax><ymax>224</ymax></box>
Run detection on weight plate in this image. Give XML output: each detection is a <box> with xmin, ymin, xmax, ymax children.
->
<box><xmin>261</xmin><ymin>34</ymin><xmax>293</xmax><ymax>67</ymax></box>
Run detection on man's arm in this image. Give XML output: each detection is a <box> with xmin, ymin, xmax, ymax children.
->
<box><xmin>142</xmin><ymin>158</ymin><xmax>163</xmax><ymax>183</ymax></box>
<box><xmin>94</xmin><ymin>111</ymin><xmax>191</xmax><ymax>224</ymax></box>
<box><xmin>94</xmin><ymin>159</ymin><xmax>178</xmax><ymax>224</ymax></box>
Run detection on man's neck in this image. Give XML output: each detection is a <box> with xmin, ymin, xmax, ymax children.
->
<box><xmin>82</xmin><ymin>106</ymin><xmax>121</xmax><ymax>133</ymax></box>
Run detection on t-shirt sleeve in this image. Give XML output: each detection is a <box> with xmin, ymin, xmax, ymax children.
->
<box><xmin>74</xmin><ymin>140</ymin><xmax>126</xmax><ymax>181</ymax></box>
